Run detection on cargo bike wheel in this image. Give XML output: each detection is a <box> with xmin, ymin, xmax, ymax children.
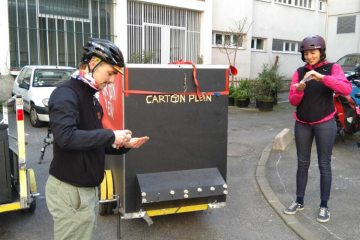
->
<box><xmin>28</xmin><ymin>169</ymin><xmax>37</xmax><ymax>213</ymax></box>
<box><xmin>99</xmin><ymin>170</ymin><xmax>116</xmax><ymax>216</ymax></box>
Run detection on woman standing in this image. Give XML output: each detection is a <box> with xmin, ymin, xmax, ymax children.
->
<box><xmin>284</xmin><ymin>35</ymin><xmax>352</xmax><ymax>222</ymax></box>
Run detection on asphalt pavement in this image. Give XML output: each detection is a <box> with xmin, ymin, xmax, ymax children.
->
<box><xmin>0</xmin><ymin>92</ymin><xmax>357</xmax><ymax>240</ymax></box>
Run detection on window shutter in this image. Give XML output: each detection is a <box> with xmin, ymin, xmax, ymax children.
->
<box><xmin>272</xmin><ymin>40</ymin><xmax>283</xmax><ymax>51</ymax></box>
<box><xmin>337</xmin><ymin>15</ymin><xmax>356</xmax><ymax>34</ymax></box>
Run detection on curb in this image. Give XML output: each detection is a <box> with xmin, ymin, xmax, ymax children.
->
<box><xmin>255</xmin><ymin>142</ymin><xmax>320</xmax><ymax>240</ymax></box>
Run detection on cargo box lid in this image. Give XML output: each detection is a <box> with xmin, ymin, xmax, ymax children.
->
<box><xmin>137</xmin><ymin>168</ymin><xmax>227</xmax><ymax>203</ymax></box>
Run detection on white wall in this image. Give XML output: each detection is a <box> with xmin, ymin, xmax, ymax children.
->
<box><xmin>0</xmin><ymin>0</ymin><xmax>10</xmax><ymax>76</ymax></box>
<box><xmin>212</xmin><ymin>0</ymin><xmax>253</xmax><ymax>78</ymax></box>
<box><xmin>212</xmin><ymin>0</ymin><xmax>253</xmax><ymax>32</ymax></box>
<box><xmin>251</xmin><ymin>51</ymin><xmax>303</xmax><ymax>80</ymax></box>
<box><xmin>327</xmin><ymin>0</ymin><xmax>360</xmax><ymax>16</ymax></box>
<box><xmin>250</xmin><ymin>0</ymin><xmax>326</xmax><ymax>79</ymax></box>
<box><xmin>115</xmin><ymin>0</ymin><xmax>128</xmax><ymax>63</ymax></box>
<box><xmin>212</xmin><ymin>48</ymin><xmax>250</xmax><ymax>79</ymax></box>
<box><xmin>326</xmin><ymin>0</ymin><xmax>360</xmax><ymax>62</ymax></box>
<box><xmin>211</xmin><ymin>0</ymin><xmax>327</xmax><ymax>80</ymax></box>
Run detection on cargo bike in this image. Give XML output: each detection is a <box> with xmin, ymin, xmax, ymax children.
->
<box><xmin>98</xmin><ymin>62</ymin><xmax>234</xmax><ymax>239</ymax></box>
<box><xmin>0</xmin><ymin>95</ymin><xmax>39</xmax><ymax>214</ymax></box>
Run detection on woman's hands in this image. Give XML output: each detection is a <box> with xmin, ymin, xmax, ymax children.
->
<box><xmin>303</xmin><ymin>70</ymin><xmax>325</xmax><ymax>82</ymax></box>
<box><xmin>293</xmin><ymin>70</ymin><xmax>325</xmax><ymax>91</ymax></box>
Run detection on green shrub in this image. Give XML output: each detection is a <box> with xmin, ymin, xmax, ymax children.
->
<box><xmin>257</xmin><ymin>64</ymin><xmax>284</xmax><ymax>101</ymax></box>
<box><xmin>234</xmin><ymin>79</ymin><xmax>251</xmax><ymax>105</ymax></box>
<box><xmin>128</xmin><ymin>51</ymin><xmax>155</xmax><ymax>64</ymax></box>
<box><xmin>229</xmin><ymin>86</ymin><xmax>236</xmax><ymax>98</ymax></box>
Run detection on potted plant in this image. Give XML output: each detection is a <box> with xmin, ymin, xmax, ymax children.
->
<box><xmin>256</xmin><ymin>64</ymin><xmax>284</xmax><ymax>111</ymax></box>
<box><xmin>256</xmin><ymin>94</ymin><xmax>275</xmax><ymax>111</ymax></box>
<box><xmin>234</xmin><ymin>79</ymin><xmax>251</xmax><ymax>108</ymax></box>
<box><xmin>228</xmin><ymin>86</ymin><xmax>236</xmax><ymax>106</ymax></box>
<box><xmin>235</xmin><ymin>89</ymin><xmax>250</xmax><ymax>108</ymax></box>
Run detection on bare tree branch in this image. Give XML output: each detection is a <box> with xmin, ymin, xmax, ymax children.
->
<box><xmin>215</xmin><ymin>17</ymin><xmax>254</xmax><ymax>86</ymax></box>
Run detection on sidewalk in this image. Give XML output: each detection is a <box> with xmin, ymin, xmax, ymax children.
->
<box><xmin>265</xmin><ymin>129</ymin><xmax>360</xmax><ymax>239</ymax></box>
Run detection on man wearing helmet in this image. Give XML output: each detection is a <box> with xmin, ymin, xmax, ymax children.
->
<box><xmin>284</xmin><ymin>35</ymin><xmax>352</xmax><ymax>223</ymax></box>
<box><xmin>45</xmin><ymin>38</ymin><xmax>149</xmax><ymax>240</ymax></box>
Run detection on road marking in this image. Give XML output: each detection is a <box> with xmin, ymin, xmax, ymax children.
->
<box><xmin>277</xmin><ymin>100</ymin><xmax>289</xmax><ymax>104</ymax></box>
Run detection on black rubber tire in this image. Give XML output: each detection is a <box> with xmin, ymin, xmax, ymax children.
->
<box><xmin>29</xmin><ymin>200</ymin><xmax>36</xmax><ymax>213</ymax></box>
<box><xmin>107</xmin><ymin>202</ymin><xmax>113</xmax><ymax>215</ymax></box>
<box><xmin>99</xmin><ymin>203</ymin><xmax>107</xmax><ymax>216</ymax></box>
<box><xmin>340</xmin><ymin>129</ymin><xmax>345</xmax><ymax>142</ymax></box>
<box><xmin>30</xmin><ymin>106</ymin><xmax>45</xmax><ymax>128</ymax></box>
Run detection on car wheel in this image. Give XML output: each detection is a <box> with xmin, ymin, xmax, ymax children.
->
<box><xmin>30</xmin><ymin>106</ymin><xmax>45</xmax><ymax>128</ymax></box>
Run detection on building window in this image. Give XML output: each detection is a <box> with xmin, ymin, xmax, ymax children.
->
<box><xmin>337</xmin><ymin>15</ymin><xmax>356</xmax><ymax>34</ymax></box>
<box><xmin>127</xmin><ymin>1</ymin><xmax>201</xmax><ymax>64</ymax></box>
<box><xmin>212</xmin><ymin>33</ymin><xmax>244</xmax><ymax>48</ymax></box>
<box><xmin>251</xmin><ymin>38</ymin><xmax>265</xmax><ymax>51</ymax></box>
<box><xmin>8</xmin><ymin>0</ymin><xmax>116</xmax><ymax>68</ymax></box>
<box><xmin>272</xmin><ymin>39</ymin><xmax>300</xmax><ymax>53</ymax></box>
<box><xmin>215</xmin><ymin>34</ymin><xmax>222</xmax><ymax>45</ymax></box>
<box><xmin>274</xmin><ymin>0</ymin><xmax>313</xmax><ymax>9</ymax></box>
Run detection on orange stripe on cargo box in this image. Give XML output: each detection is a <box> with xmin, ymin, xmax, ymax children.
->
<box><xmin>125</xmin><ymin>68</ymin><xmax>129</xmax><ymax>97</ymax></box>
<box><xmin>226</xmin><ymin>69</ymin><xmax>229</xmax><ymax>91</ymax></box>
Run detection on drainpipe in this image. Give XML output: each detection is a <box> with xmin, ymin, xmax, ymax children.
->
<box><xmin>325</xmin><ymin>0</ymin><xmax>329</xmax><ymax>44</ymax></box>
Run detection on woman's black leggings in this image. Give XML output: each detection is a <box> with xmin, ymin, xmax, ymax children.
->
<box><xmin>294</xmin><ymin>119</ymin><xmax>337</xmax><ymax>201</ymax></box>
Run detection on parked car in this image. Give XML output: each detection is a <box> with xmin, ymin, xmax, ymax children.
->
<box><xmin>336</xmin><ymin>53</ymin><xmax>360</xmax><ymax>81</ymax></box>
<box><xmin>12</xmin><ymin>66</ymin><xmax>76</xmax><ymax>127</ymax></box>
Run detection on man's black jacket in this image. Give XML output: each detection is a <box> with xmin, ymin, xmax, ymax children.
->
<box><xmin>48</xmin><ymin>78</ymin><xmax>129</xmax><ymax>187</ymax></box>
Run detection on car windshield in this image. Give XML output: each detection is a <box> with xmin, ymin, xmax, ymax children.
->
<box><xmin>336</xmin><ymin>55</ymin><xmax>360</xmax><ymax>68</ymax></box>
<box><xmin>33</xmin><ymin>69</ymin><xmax>76</xmax><ymax>87</ymax></box>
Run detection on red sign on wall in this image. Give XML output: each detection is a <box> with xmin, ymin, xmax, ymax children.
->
<box><xmin>99</xmin><ymin>73</ymin><xmax>124</xmax><ymax>131</ymax></box>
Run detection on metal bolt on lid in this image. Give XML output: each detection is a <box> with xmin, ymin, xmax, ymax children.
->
<box><xmin>184</xmin><ymin>189</ymin><xmax>189</xmax><ymax>194</ymax></box>
<box><xmin>210</xmin><ymin>187</ymin><xmax>215</xmax><ymax>192</ymax></box>
<box><xmin>170</xmin><ymin>190</ymin><xmax>175</xmax><ymax>195</ymax></box>
<box><xmin>223</xmin><ymin>190</ymin><xmax>228</xmax><ymax>195</ymax></box>
<box><xmin>184</xmin><ymin>194</ymin><xmax>189</xmax><ymax>198</ymax></box>
<box><xmin>197</xmin><ymin>188</ymin><xmax>202</xmax><ymax>192</ymax></box>
<box><xmin>223</xmin><ymin>184</ymin><xmax>228</xmax><ymax>189</ymax></box>
<box><xmin>142</xmin><ymin>198</ymin><xmax>147</xmax><ymax>203</ymax></box>
<box><xmin>141</xmin><ymin>192</ymin><xmax>146</xmax><ymax>197</ymax></box>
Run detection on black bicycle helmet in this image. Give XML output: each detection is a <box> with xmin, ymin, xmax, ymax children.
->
<box><xmin>82</xmin><ymin>38</ymin><xmax>125</xmax><ymax>73</ymax></box>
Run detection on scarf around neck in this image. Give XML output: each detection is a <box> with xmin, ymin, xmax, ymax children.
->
<box><xmin>71</xmin><ymin>69</ymin><xmax>99</xmax><ymax>91</ymax></box>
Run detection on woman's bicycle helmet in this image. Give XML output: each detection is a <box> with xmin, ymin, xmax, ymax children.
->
<box><xmin>82</xmin><ymin>38</ymin><xmax>125</xmax><ymax>74</ymax></box>
<box><xmin>299</xmin><ymin>35</ymin><xmax>326</xmax><ymax>62</ymax></box>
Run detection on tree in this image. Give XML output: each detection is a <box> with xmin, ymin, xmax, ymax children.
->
<box><xmin>216</xmin><ymin>17</ymin><xmax>253</xmax><ymax>86</ymax></box>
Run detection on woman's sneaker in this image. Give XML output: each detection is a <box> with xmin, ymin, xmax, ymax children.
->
<box><xmin>284</xmin><ymin>202</ymin><xmax>304</xmax><ymax>215</ymax></box>
<box><xmin>317</xmin><ymin>207</ymin><xmax>330</xmax><ymax>223</ymax></box>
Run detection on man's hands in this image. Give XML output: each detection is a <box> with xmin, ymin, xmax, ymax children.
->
<box><xmin>113</xmin><ymin>130</ymin><xmax>149</xmax><ymax>149</ymax></box>
<box><xmin>124</xmin><ymin>137</ymin><xmax>149</xmax><ymax>149</ymax></box>
<box><xmin>113</xmin><ymin>130</ymin><xmax>132</xmax><ymax>149</ymax></box>
<box><xmin>293</xmin><ymin>70</ymin><xmax>325</xmax><ymax>91</ymax></box>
